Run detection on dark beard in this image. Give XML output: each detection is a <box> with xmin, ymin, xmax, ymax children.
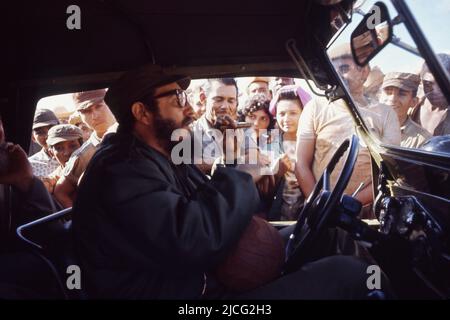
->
<box><xmin>153</xmin><ymin>111</ymin><xmax>194</xmax><ymax>153</ymax></box>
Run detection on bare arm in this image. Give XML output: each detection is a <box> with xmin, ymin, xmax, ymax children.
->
<box><xmin>354</xmin><ymin>184</ymin><xmax>373</xmax><ymax>206</ymax></box>
<box><xmin>53</xmin><ymin>175</ymin><xmax>76</xmax><ymax>208</ymax></box>
<box><xmin>295</xmin><ymin>138</ymin><xmax>317</xmax><ymax>198</ymax></box>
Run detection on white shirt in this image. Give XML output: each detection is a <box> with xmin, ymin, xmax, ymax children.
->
<box><xmin>28</xmin><ymin>148</ymin><xmax>60</xmax><ymax>178</ymax></box>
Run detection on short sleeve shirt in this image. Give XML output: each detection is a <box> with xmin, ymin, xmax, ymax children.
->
<box><xmin>28</xmin><ymin>148</ymin><xmax>60</xmax><ymax>178</ymax></box>
<box><xmin>401</xmin><ymin>117</ymin><xmax>432</xmax><ymax>148</ymax></box>
<box><xmin>297</xmin><ymin>97</ymin><xmax>401</xmax><ymax>195</ymax></box>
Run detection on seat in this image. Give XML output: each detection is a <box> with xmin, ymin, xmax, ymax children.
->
<box><xmin>16</xmin><ymin>208</ymin><xmax>87</xmax><ymax>299</ymax></box>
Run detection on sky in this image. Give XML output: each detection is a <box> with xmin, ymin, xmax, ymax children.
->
<box><xmin>332</xmin><ymin>0</ymin><xmax>450</xmax><ymax>74</ymax></box>
<box><xmin>37</xmin><ymin>0</ymin><xmax>449</xmax><ymax>114</ymax></box>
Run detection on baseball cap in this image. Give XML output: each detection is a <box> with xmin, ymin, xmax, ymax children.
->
<box><xmin>104</xmin><ymin>64</ymin><xmax>190</xmax><ymax>124</ymax></box>
<box><xmin>46</xmin><ymin>124</ymin><xmax>83</xmax><ymax>147</ymax></box>
<box><xmin>382</xmin><ymin>72</ymin><xmax>420</xmax><ymax>92</ymax></box>
<box><xmin>33</xmin><ymin>109</ymin><xmax>60</xmax><ymax>130</ymax></box>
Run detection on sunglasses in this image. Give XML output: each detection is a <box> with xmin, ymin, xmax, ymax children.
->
<box><xmin>153</xmin><ymin>89</ymin><xmax>188</xmax><ymax>108</ymax></box>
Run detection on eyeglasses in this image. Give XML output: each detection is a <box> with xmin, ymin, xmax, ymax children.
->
<box><xmin>153</xmin><ymin>89</ymin><xmax>188</xmax><ymax>108</ymax></box>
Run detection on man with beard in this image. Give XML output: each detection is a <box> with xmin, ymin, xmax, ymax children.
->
<box><xmin>411</xmin><ymin>53</ymin><xmax>450</xmax><ymax>136</ymax></box>
<box><xmin>72</xmin><ymin>65</ymin><xmax>385</xmax><ymax>299</ymax></box>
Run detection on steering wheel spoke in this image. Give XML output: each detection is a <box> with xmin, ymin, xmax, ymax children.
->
<box><xmin>283</xmin><ymin>135</ymin><xmax>360</xmax><ymax>274</ymax></box>
<box><xmin>323</xmin><ymin>168</ymin><xmax>331</xmax><ymax>191</ymax></box>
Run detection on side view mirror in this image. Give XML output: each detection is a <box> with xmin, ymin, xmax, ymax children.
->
<box><xmin>351</xmin><ymin>2</ymin><xmax>392</xmax><ymax>66</ymax></box>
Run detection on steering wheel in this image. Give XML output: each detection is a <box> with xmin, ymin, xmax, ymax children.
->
<box><xmin>283</xmin><ymin>135</ymin><xmax>360</xmax><ymax>274</ymax></box>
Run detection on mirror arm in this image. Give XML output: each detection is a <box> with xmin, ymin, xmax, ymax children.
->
<box><xmin>391</xmin><ymin>14</ymin><xmax>404</xmax><ymax>26</ymax></box>
<box><xmin>285</xmin><ymin>39</ymin><xmax>329</xmax><ymax>97</ymax></box>
<box><xmin>391</xmin><ymin>35</ymin><xmax>421</xmax><ymax>57</ymax></box>
<box><xmin>390</xmin><ymin>14</ymin><xmax>421</xmax><ymax>57</ymax></box>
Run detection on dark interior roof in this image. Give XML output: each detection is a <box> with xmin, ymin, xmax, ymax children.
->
<box><xmin>4</xmin><ymin>0</ymin><xmax>355</xmax><ymax>83</ymax></box>
<box><xmin>2</xmin><ymin>0</ymin><xmax>354</xmax><ymax>145</ymax></box>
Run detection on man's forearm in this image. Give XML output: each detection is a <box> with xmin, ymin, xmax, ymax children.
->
<box><xmin>295</xmin><ymin>163</ymin><xmax>316</xmax><ymax>198</ymax></box>
<box><xmin>354</xmin><ymin>185</ymin><xmax>373</xmax><ymax>206</ymax></box>
<box><xmin>53</xmin><ymin>177</ymin><xmax>75</xmax><ymax>208</ymax></box>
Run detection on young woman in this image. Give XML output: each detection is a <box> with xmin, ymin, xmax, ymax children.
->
<box><xmin>268</xmin><ymin>86</ymin><xmax>310</xmax><ymax>221</ymax></box>
<box><xmin>238</xmin><ymin>93</ymin><xmax>275</xmax><ymax>146</ymax></box>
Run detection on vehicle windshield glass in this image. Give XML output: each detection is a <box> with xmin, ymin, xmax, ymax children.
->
<box><xmin>327</xmin><ymin>0</ymin><xmax>450</xmax><ymax>150</ymax></box>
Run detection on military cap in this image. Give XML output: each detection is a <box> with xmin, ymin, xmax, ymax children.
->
<box><xmin>33</xmin><ymin>108</ymin><xmax>60</xmax><ymax>130</ymax></box>
<box><xmin>73</xmin><ymin>89</ymin><xmax>107</xmax><ymax>111</ymax></box>
<box><xmin>46</xmin><ymin>124</ymin><xmax>83</xmax><ymax>147</ymax></box>
<box><xmin>382</xmin><ymin>72</ymin><xmax>420</xmax><ymax>92</ymax></box>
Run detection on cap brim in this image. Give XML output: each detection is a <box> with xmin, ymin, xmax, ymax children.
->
<box><xmin>33</xmin><ymin>120</ymin><xmax>60</xmax><ymax>130</ymax></box>
<box><xmin>75</xmin><ymin>98</ymin><xmax>105</xmax><ymax>111</ymax></box>
<box><xmin>47</xmin><ymin>136</ymin><xmax>81</xmax><ymax>146</ymax></box>
<box><xmin>382</xmin><ymin>79</ymin><xmax>415</xmax><ymax>91</ymax></box>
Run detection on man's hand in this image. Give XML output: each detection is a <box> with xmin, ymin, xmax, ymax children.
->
<box><xmin>214</xmin><ymin>115</ymin><xmax>239</xmax><ymax>163</ymax></box>
<box><xmin>0</xmin><ymin>142</ymin><xmax>34</xmax><ymax>192</ymax></box>
<box><xmin>273</xmin><ymin>154</ymin><xmax>291</xmax><ymax>178</ymax></box>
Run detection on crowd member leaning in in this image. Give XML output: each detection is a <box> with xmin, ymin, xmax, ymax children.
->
<box><xmin>68</xmin><ymin>112</ymin><xmax>93</xmax><ymax>143</ymax></box>
<box><xmin>246</xmin><ymin>77</ymin><xmax>272</xmax><ymax>100</ymax></box>
<box><xmin>379</xmin><ymin>72</ymin><xmax>431</xmax><ymax>148</ymax></box>
<box><xmin>266</xmin><ymin>86</ymin><xmax>309</xmax><ymax>221</ymax></box>
<box><xmin>296</xmin><ymin>44</ymin><xmax>400</xmax><ymax>218</ymax></box>
<box><xmin>410</xmin><ymin>53</ymin><xmax>450</xmax><ymax>136</ymax></box>
<box><xmin>238</xmin><ymin>93</ymin><xmax>275</xmax><ymax>145</ymax></box>
<box><xmin>28</xmin><ymin>109</ymin><xmax>60</xmax><ymax>178</ymax></box>
<box><xmin>54</xmin><ymin>89</ymin><xmax>117</xmax><ymax>208</ymax></box>
<box><xmin>191</xmin><ymin>78</ymin><xmax>263</xmax><ymax>175</ymax></box>
<box><xmin>41</xmin><ymin>124</ymin><xmax>83</xmax><ymax>194</ymax></box>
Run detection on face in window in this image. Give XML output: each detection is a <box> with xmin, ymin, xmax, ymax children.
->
<box><xmin>245</xmin><ymin>109</ymin><xmax>270</xmax><ymax>137</ymax></box>
<box><xmin>78</xmin><ymin>103</ymin><xmax>116</xmax><ymax>135</ymax></box>
<box><xmin>205</xmin><ymin>82</ymin><xmax>238</xmax><ymax>124</ymax></box>
<box><xmin>422</xmin><ymin>72</ymin><xmax>448</xmax><ymax>107</ymax></box>
<box><xmin>380</xmin><ymin>86</ymin><xmax>417</xmax><ymax>125</ymax></box>
<box><xmin>248</xmin><ymin>82</ymin><xmax>271</xmax><ymax>100</ymax></box>
<box><xmin>333</xmin><ymin>58</ymin><xmax>369</xmax><ymax>93</ymax></box>
<box><xmin>271</xmin><ymin>77</ymin><xmax>295</xmax><ymax>95</ymax></box>
<box><xmin>74</xmin><ymin>121</ymin><xmax>93</xmax><ymax>142</ymax></box>
<box><xmin>50</xmin><ymin>139</ymin><xmax>82</xmax><ymax>166</ymax></box>
<box><xmin>276</xmin><ymin>100</ymin><xmax>302</xmax><ymax>135</ymax></box>
<box><xmin>33</xmin><ymin>125</ymin><xmax>54</xmax><ymax>149</ymax></box>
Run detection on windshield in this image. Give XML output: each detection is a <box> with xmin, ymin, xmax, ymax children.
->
<box><xmin>327</xmin><ymin>0</ymin><xmax>450</xmax><ymax>151</ymax></box>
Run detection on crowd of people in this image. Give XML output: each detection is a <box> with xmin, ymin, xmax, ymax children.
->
<box><xmin>0</xmin><ymin>43</ymin><xmax>449</xmax><ymax>299</ymax></box>
<box><xmin>3</xmin><ymin>45</ymin><xmax>450</xmax><ymax>222</ymax></box>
